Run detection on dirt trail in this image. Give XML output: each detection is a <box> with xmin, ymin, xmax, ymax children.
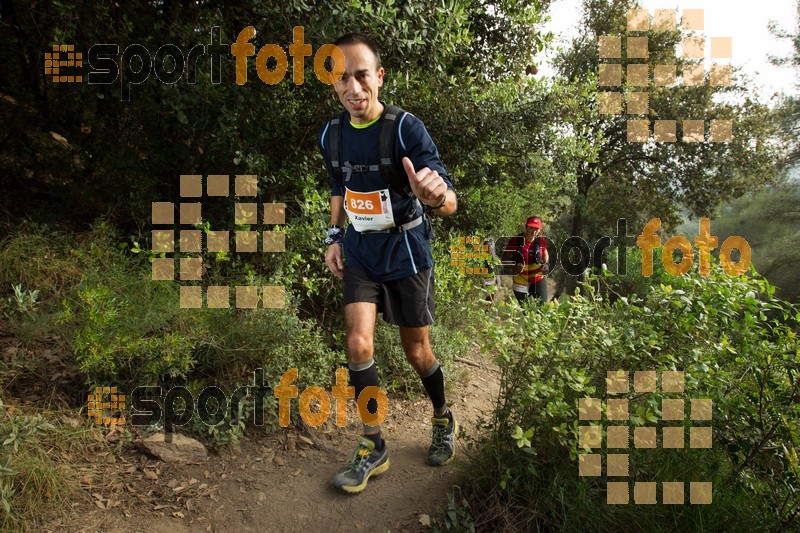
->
<box><xmin>47</xmin><ymin>354</ymin><xmax>500</xmax><ymax>532</ymax></box>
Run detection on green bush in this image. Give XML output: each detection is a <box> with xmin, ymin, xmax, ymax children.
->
<box><xmin>466</xmin><ymin>263</ymin><xmax>799</xmax><ymax>531</ymax></box>
<box><xmin>61</xmin><ymin>280</ymin><xmax>343</xmax><ymax>447</ymax></box>
<box><xmin>598</xmin><ymin>243</ymin><xmax>672</xmax><ymax>300</ymax></box>
<box><xmin>59</xmin><ymin>267</ymin><xmax>199</xmax><ymax>385</ymax></box>
<box><xmin>0</xmin><ymin>221</ymin><xmax>342</xmax><ymax>447</ymax></box>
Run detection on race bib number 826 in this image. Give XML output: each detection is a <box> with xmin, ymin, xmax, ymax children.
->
<box><xmin>343</xmin><ymin>187</ymin><xmax>395</xmax><ymax>231</ymax></box>
<box><xmin>346</xmin><ymin>190</ymin><xmax>383</xmax><ymax>214</ymax></box>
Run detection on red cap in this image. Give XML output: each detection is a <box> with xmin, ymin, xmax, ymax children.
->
<box><xmin>526</xmin><ymin>216</ymin><xmax>542</xmax><ymax>229</ymax></box>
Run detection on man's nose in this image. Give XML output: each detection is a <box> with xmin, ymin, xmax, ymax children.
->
<box><xmin>345</xmin><ymin>76</ymin><xmax>362</xmax><ymax>93</ymax></box>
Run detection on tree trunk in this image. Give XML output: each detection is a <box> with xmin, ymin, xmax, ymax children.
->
<box><xmin>559</xmin><ymin>172</ymin><xmax>592</xmax><ymax>298</ymax></box>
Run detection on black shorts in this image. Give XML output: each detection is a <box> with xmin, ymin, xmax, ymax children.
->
<box><xmin>344</xmin><ymin>266</ymin><xmax>435</xmax><ymax>327</ymax></box>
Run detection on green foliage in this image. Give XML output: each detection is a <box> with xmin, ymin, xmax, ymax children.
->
<box><xmin>192</xmin><ymin>303</ymin><xmax>342</xmax><ymax>391</ymax></box>
<box><xmin>431</xmin><ymin>234</ymin><xmax>487</xmax><ymax>323</ymax></box>
<box><xmin>1</xmin><ymin>283</ymin><xmax>43</xmax><ymax>340</ymax></box>
<box><xmin>0</xmin><ymin>227</ymin><xmax>84</xmax><ymax>304</ymax></box>
<box><xmin>466</xmin><ymin>266</ymin><xmax>799</xmax><ymax>531</ymax></box>
<box><xmin>769</xmin><ymin>0</ymin><xmax>800</xmax><ymax>167</ymax></box>
<box><xmin>61</xmin><ymin>283</ymin><xmax>196</xmax><ymax>383</ymax></box>
<box><xmin>0</xmin><ymin>0</ymin><xmax>552</xmax><ymax>233</ymax></box>
<box><xmin>36</xmin><ymin>218</ymin><xmax>334</xmax><ymax>384</ymax></box>
<box><xmin>455</xmin><ymin>178</ymin><xmax>558</xmax><ymax>237</ymax></box>
<box><xmin>435</xmin><ymin>491</ymin><xmax>476</xmax><ymax>532</ymax></box>
<box><xmin>465</xmin><ymin>0</ymin><xmax>553</xmax><ymax>83</ymax></box>
<box><xmin>407</xmin><ymin>74</ymin><xmax>570</xmax><ymax>239</ymax></box>
<box><xmin>713</xmin><ymin>178</ymin><xmax>800</xmax><ymax>302</ymax></box>
<box><xmin>272</xmin><ymin>175</ymin><xmax>343</xmax><ymax>325</ymax></box>
<box><xmin>4</xmin><ymin>285</ymin><xmax>40</xmax><ymax>317</ymax></box>
<box><xmin>0</xmin><ymin>399</ymin><xmax>63</xmax><ymax>529</ymax></box>
<box><xmin>598</xmin><ymin>243</ymin><xmax>672</xmax><ymax>301</ymax></box>
<box><xmin>180</xmin><ymin>378</ymin><xmax>279</xmax><ymax>449</ymax></box>
<box><xmin>0</xmin><ymin>222</ymin><xmax>342</xmax><ymax>448</ymax></box>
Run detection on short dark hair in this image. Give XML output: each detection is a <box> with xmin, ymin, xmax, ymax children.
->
<box><xmin>333</xmin><ymin>33</ymin><xmax>382</xmax><ymax>69</ymax></box>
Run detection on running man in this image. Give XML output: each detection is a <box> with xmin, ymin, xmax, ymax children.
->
<box><xmin>318</xmin><ymin>33</ymin><xmax>458</xmax><ymax>493</ymax></box>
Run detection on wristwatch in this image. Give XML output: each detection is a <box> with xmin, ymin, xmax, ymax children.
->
<box><xmin>428</xmin><ymin>196</ymin><xmax>447</xmax><ymax>210</ymax></box>
<box><xmin>324</xmin><ymin>225</ymin><xmax>344</xmax><ymax>246</ymax></box>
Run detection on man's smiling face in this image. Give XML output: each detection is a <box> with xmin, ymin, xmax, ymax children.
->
<box><xmin>333</xmin><ymin>43</ymin><xmax>385</xmax><ymax>124</ymax></box>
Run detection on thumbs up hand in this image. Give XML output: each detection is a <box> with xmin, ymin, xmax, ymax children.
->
<box><xmin>402</xmin><ymin>157</ymin><xmax>447</xmax><ymax>209</ymax></box>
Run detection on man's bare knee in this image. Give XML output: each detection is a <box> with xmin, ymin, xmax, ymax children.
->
<box><xmin>344</xmin><ymin>302</ymin><xmax>377</xmax><ymax>364</ymax></box>
<box><xmin>347</xmin><ymin>334</ymin><xmax>374</xmax><ymax>363</ymax></box>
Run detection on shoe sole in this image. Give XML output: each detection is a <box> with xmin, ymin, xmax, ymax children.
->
<box><xmin>336</xmin><ymin>459</ymin><xmax>390</xmax><ymax>494</ymax></box>
<box><xmin>427</xmin><ymin>419</ymin><xmax>459</xmax><ymax>466</ymax></box>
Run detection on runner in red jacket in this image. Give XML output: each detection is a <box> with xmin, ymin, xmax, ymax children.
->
<box><xmin>502</xmin><ymin>216</ymin><xmax>550</xmax><ymax>304</ymax></box>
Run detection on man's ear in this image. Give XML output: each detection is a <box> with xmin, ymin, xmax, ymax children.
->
<box><xmin>377</xmin><ymin>67</ymin><xmax>385</xmax><ymax>87</ymax></box>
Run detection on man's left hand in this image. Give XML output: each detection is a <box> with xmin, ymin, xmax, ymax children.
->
<box><xmin>402</xmin><ymin>157</ymin><xmax>447</xmax><ymax>208</ymax></box>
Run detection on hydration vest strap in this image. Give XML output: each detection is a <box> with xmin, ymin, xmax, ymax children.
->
<box><xmin>379</xmin><ymin>105</ymin><xmax>413</xmax><ymax>198</ymax></box>
<box><xmin>328</xmin><ymin>112</ymin><xmax>346</xmax><ymax>188</ymax></box>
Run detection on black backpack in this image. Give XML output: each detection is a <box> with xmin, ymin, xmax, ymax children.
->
<box><xmin>325</xmin><ymin>104</ymin><xmax>414</xmax><ymax>198</ymax></box>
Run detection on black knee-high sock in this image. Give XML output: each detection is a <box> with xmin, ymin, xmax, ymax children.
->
<box><xmin>420</xmin><ymin>360</ymin><xmax>447</xmax><ymax>415</ymax></box>
<box><xmin>349</xmin><ymin>359</ymin><xmax>381</xmax><ymax>439</ymax></box>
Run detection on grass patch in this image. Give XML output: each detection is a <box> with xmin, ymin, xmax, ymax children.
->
<box><xmin>0</xmin><ymin>402</ymin><xmax>105</xmax><ymax>531</ymax></box>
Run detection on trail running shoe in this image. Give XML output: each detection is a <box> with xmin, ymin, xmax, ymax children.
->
<box><xmin>427</xmin><ymin>415</ymin><xmax>458</xmax><ymax>466</ymax></box>
<box><xmin>331</xmin><ymin>437</ymin><xmax>390</xmax><ymax>493</ymax></box>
